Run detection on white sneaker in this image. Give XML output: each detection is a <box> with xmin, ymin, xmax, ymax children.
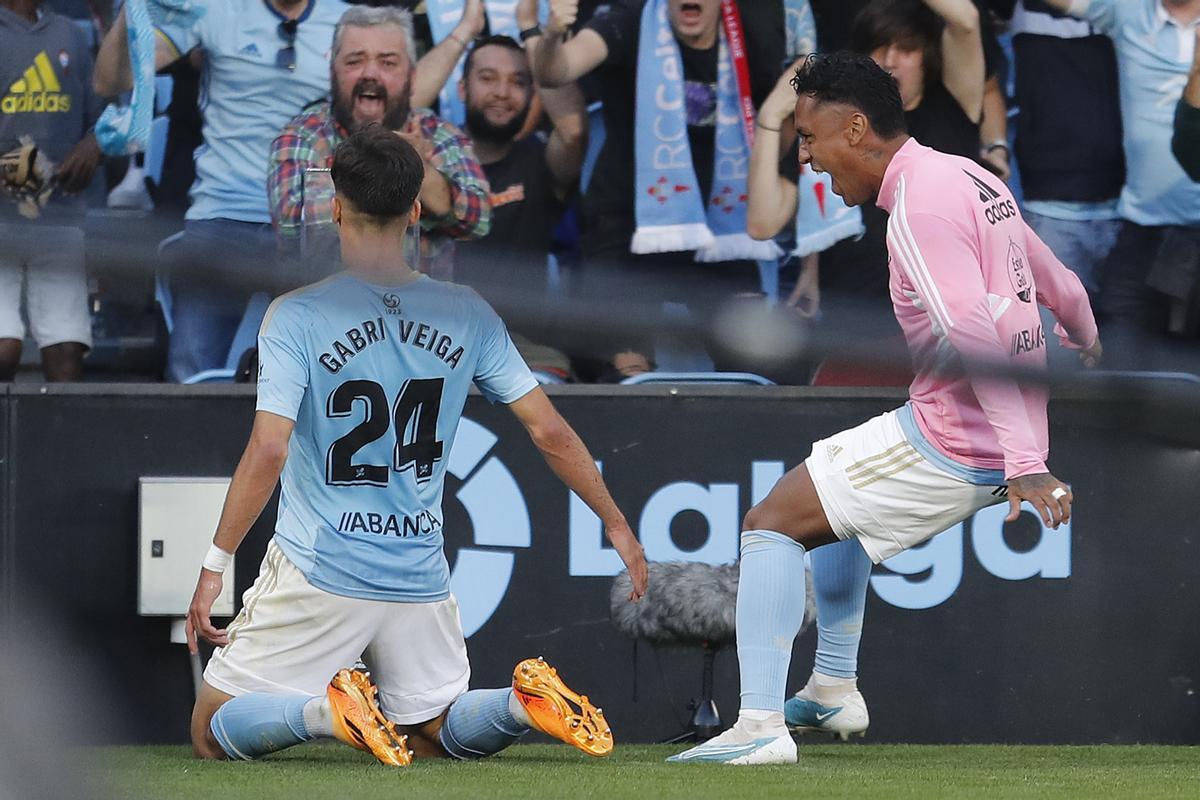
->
<box><xmin>784</xmin><ymin>678</ymin><xmax>869</xmax><ymax>741</ymax></box>
<box><xmin>107</xmin><ymin>164</ymin><xmax>153</xmax><ymax>211</ymax></box>
<box><xmin>666</xmin><ymin>720</ymin><xmax>797</xmax><ymax>766</ymax></box>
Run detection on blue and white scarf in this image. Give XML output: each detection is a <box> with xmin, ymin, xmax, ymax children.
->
<box><xmin>95</xmin><ymin>0</ymin><xmax>159</xmax><ymax>155</ymax></box>
<box><xmin>632</xmin><ymin>0</ymin><xmax>779</xmax><ymax>262</ymax></box>
<box><xmin>784</xmin><ymin>0</ymin><xmax>816</xmax><ymax>62</ymax></box>
<box><xmin>426</xmin><ymin>0</ymin><xmax>547</xmax><ymax>126</ymax></box>
<box><xmin>792</xmin><ymin>166</ymin><xmax>865</xmax><ymax>257</ymax></box>
<box><xmin>783</xmin><ymin>0</ymin><xmax>863</xmax><ymax>257</ymax></box>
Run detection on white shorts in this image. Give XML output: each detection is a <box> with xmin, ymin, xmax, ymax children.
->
<box><xmin>805</xmin><ymin>408</ymin><xmax>1006</xmax><ymax>563</ymax></box>
<box><xmin>0</xmin><ymin>223</ymin><xmax>91</xmax><ymax>349</ymax></box>
<box><xmin>204</xmin><ymin>539</ymin><xmax>471</xmax><ymax>725</ymax></box>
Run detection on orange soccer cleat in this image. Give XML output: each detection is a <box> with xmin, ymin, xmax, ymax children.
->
<box><xmin>327</xmin><ymin>668</ymin><xmax>413</xmax><ymax>767</ymax></box>
<box><xmin>512</xmin><ymin>656</ymin><xmax>614</xmax><ymax>757</ymax></box>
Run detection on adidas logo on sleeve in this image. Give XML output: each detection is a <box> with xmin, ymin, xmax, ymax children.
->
<box><xmin>2</xmin><ymin>51</ymin><xmax>70</xmax><ymax>114</ymax></box>
<box><xmin>963</xmin><ymin>169</ymin><xmax>1016</xmax><ymax>226</ymax></box>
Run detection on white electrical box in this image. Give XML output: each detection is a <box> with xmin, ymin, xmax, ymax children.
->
<box><xmin>138</xmin><ymin>477</ymin><xmax>236</xmax><ymax>617</ymax></box>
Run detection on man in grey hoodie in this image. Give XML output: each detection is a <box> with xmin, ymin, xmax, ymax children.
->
<box><xmin>0</xmin><ymin>0</ymin><xmax>102</xmax><ymax>381</ymax></box>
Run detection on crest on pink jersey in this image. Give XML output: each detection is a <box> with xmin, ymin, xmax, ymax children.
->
<box><xmin>1006</xmin><ymin>239</ymin><xmax>1032</xmax><ymax>303</ymax></box>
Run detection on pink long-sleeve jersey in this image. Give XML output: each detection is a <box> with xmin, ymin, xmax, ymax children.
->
<box><xmin>876</xmin><ymin>139</ymin><xmax>1098</xmax><ymax>479</ymax></box>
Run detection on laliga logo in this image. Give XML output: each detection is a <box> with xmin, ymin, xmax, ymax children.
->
<box><xmin>445</xmin><ymin>418</ymin><xmax>530</xmax><ymax>637</ymax></box>
<box><xmin>449</xmin><ymin>434</ymin><xmax>1073</xmax><ymax>634</ymax></box>
<box><xmin>568</xmin><ymin>461</ymin><xmax>1071</xmax><ymax>612</ymax></box>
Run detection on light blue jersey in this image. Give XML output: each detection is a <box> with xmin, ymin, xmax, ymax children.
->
<box><xmin>1071</xmin><ymin>0</ymin><xmax>1200</xmax><ymax>225</ymax></box>
<box><xmin>256</xmin><ymin>273</ymin><xmax>538</xmax><ymax>602</ymax></box>
<box><xmin>152</xmin><ymin>0</ymin><xmax>349</xmax><ymax>222</ymax></box>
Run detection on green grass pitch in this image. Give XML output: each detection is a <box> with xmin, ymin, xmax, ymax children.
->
<box><xmin>100</xmin><ymin>742</ymin><xmax>1199</xmax><ymax>799</ymax></box>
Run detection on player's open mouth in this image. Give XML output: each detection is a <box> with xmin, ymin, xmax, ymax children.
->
<box><xmin>679</xmin><ymin>2</ymin><xmax>703</xmax><ymax>24</ymax></box>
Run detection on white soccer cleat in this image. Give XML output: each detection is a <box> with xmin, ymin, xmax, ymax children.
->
<box><xmin>784</xmin><ymin>680</ymin><xmax>869</xmax><ymax>741</ymax></box>
<box><xmin>666</xmin><ymin>722</ymin><xmax>797</xmax><ymax>766</ymax></box>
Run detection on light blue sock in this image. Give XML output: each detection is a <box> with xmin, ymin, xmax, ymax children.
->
<box><xmin>209</xmin><ymin>693</ymin><xmax>315</xmax><ymax>760</ymax></box>
<box><xmin>737</xmin><ymin>529</ymin><xmax>808</xmax><ymax>713</ymax></box>
<box><xmin>811</xmin><ymin>539</ymin><xmax>872</xmax><ymax>679</ymax></box>
<box><xmin>439</xmin><ymin>688</ymin><xmax>530</xmax><ymax>759</ymax></box>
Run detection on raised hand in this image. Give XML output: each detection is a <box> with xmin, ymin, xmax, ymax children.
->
<box><xmin>516</xmin><ymin>0</ymin><xmax>540</xmax><ymax>31</ymax></box>
<box><xmin>759</xmin><ymin>58</ymin><xmax>806</xmax><ymax>132</ymax></box>
<box><xmin>460</xmin><ymin>0</ymin><xmax>486</xmax><ymax>39</ymax></box>
<box><xmin>546</xmin><ymin>0</ymin><xmax>579</xmax><ymax>36</ymax></box>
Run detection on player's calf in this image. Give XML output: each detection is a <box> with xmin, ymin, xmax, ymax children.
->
<box><xmin>195</xmin><ymin>669</ymin><xmax>412</xmax><ymax>766</ymax></box>
<box><xmin>190</xmin><ymin>682</ymin><xmax>234</xmax><ymax>760</ymax></box>
<box><xmin>438</xmin><ymin>657</ymin><xmax>615</xmax><ymax>760</ymax></box>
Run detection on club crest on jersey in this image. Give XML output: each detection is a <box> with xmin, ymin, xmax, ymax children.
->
<box><xmin>1006</xmin><ymin>239</ymin><xmax>1033</xmax><ymax>303</ymax></box>
<box><xmin>964</xmin><ymin>170</ymin><xmax>1016</xmax><ymax>226</ymax></box>
<box><xmin>383</xmin><ymin>293</ymin><xmax>402</xmax><ymax>314</ymax></box>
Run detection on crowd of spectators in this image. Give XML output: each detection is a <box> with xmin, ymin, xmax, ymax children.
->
<box><xmin>2</xmin><ymin>0</ymin><xmax>1198</xmax><ymax>384</ymax></box>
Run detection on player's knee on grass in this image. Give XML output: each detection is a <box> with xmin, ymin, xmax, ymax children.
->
<box><xmin>399</xmin><ymin>714</ymin><xmax>451</xmax><ymax>759</ymax></box>
<box><xmin>190</xmin><ymin>711</ymin><xmax>228</xmax><ymax>760</ymax></box>
<box><xmin>190</xmin><ymin>686</ymin><xmax>233</xmax><ymax>760</ymax></box>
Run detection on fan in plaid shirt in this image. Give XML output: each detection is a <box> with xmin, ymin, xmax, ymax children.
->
<box><xmin>269</xmin><ymin>5</ymin><xmax>490</xmax><ymax>280</ymax></box>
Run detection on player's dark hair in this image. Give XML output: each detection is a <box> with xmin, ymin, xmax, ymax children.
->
<box><xmin>790</xmin><ymin>52</ymin><xmax>908</xmax><ymax>139</ymax></box>
<box><xmin>850</xmin><ymin>0</ymin><xmax>944</xmax><ymax>92</ymax></box>
<box><xmin>463</xmin><ymin>34</ymin><xmax>525</xmax><ymax>78</ymax></box>
<box><xmin>331</xmin><ymin>124</ymin><xmax>424</xmax><ymax>222</ymax></box>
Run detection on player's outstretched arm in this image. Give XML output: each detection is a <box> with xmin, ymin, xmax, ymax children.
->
<box><xmin>507</xmin><ymin>388</ymin><xmax>648</xmax><ymax>599</ymax></box>
<box><xmin>184</xmin><ymin>411</ymin><xmax>294</xmax><ymax>655</ymax></box>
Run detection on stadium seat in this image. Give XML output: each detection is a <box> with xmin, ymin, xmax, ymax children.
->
<box><xmin>531</xmin><ymin>370</ymin><xmax>566</xmax><ymax>385</ymax></box>
<box><xmin>144</xmin><ymin>115</ymin><xmax>170</xmax><ymax>188</ymax></box>
<box><xmin>619</xmin><ymin>371</ymin><xmax>775</xmax><ymax>386</ymax></box>
<box><xmin>155</xmin><ymin>75</ymin><xmax>174</xmax><ymax>114</ymax></box>
<box><xmin>182</xmin><ymin>292</ymin><xmax>272</xmax><ymax>384</ymax></box>
<box><xmin>153</xmin><ymin>232</ymin><xmax>186</xmax><ymax>333</ymax></box>
<box><xmin>580</xmin><ymin>101</ymin><xmax>605</xmax><ymax>194</ymax></box>
<box><xmin>1083</xmin><ymin>370</ymin><xmax>1200</xmax><ymax>384</ymax></box>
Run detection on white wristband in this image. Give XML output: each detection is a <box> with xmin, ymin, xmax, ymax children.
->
<box><xmin>202</xmin><ymin>544</ymin><xmax>233</xmax><ymax>574</ymax></box>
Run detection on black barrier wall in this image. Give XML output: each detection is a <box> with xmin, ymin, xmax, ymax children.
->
<box><xmin>0</xmin><ymin>384</ymin><xmax>1197</xmax><ymax>745</ymax></box>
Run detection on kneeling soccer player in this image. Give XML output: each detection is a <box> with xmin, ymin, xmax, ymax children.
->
<box><xmin>183</xmin><ymin>125</ymin><xmax>648</xmax><ymax>766</ymax></box>
<box><xmin>670</xmin><ymin>53</ymin><xmax>1101</xmax><ymax>765</ymax></box>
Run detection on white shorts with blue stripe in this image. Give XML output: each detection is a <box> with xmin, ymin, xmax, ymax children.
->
<box><xmin>204</xmin><ymin>538</ymin><xmax>470</xmax><ymax>725</ymax></box>
<box><xmin>804</xmin><ymin>406</ymin><xmax>1007</xmax><ymax>563</ymax></box>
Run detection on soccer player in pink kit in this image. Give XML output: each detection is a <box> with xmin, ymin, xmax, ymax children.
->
<box><xmin>670</xmin><ymin>52</ymin><xmax>1103</xmax><ymax>766</ymax></box>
